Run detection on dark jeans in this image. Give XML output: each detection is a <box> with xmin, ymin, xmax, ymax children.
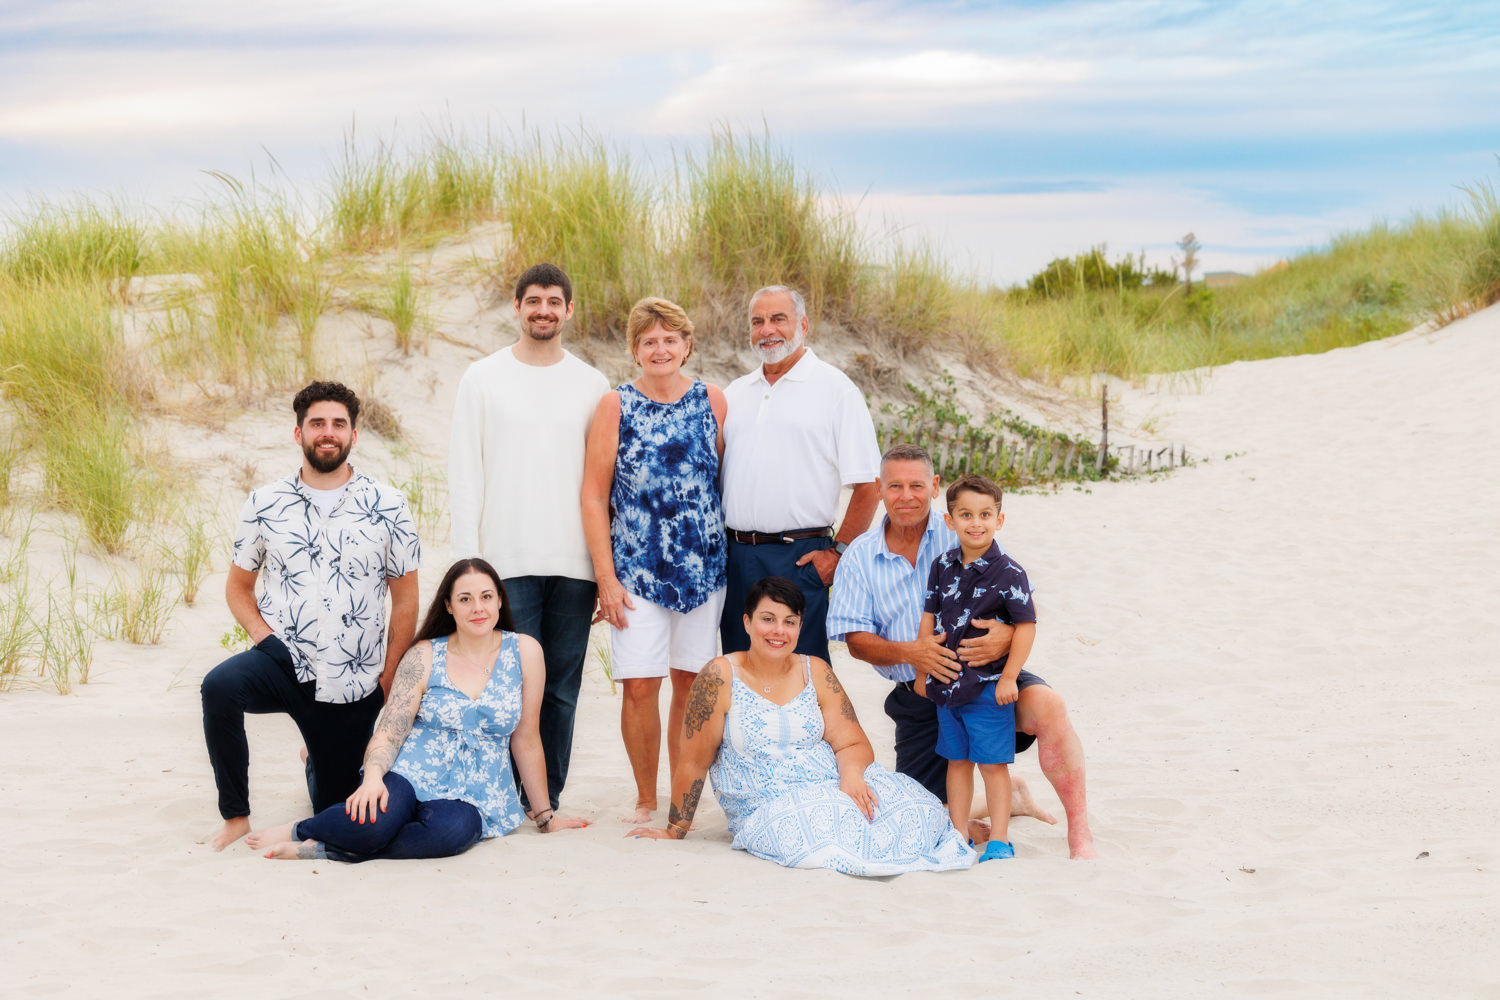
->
<box><xmin>720</xmin><ymin>536</ymin><xmax>833</xmax><ymax>662</ymax></box>
<box><xmin>294</xmin><ymin>771</ymin><xmax>482</xmax><ymax>863</ymax></box>
<box><xmin>201</xmin><ymin>635</ymin><xmax>383</xmax><ymax>819</ymax></box>
<box><xmin>885</xmin><ymin>674</ymin><xmax>1047</xmax><ymax>803</ymax></box>
<box><xmin>503</xmin><ymin>574</ymin><xmax>596</xmax><ymax>810</ymax></box>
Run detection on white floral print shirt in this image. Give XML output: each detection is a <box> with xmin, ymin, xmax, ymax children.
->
<box><xmin>231</xmin><ymin>468</ymin><xmax>421</xmax><ymax>703</ymax></box>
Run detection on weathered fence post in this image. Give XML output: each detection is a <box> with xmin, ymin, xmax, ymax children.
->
<box><xmin>1097</xmin><ymin>381</ymin><xmax>1109</xmax><ymax>474</ymax></box>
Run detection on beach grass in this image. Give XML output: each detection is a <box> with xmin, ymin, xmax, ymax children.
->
<box><xmin>501</xmin><ymin>131</ymin><xmax>653</xmax><ymax>340</ymax></box>
<box><xmin>328</xmin><ymin>130</ymin><xmax>503</xmax><ymax>250</ymax></box>
<box><xmin>677</xmin><ymin>129</ymin><xmax>861</xmax><ymax>331</ymax></box>
<box><xmin>385</xmin><ymin>257</ymin><xmax>423</xmax><ymax>355</ymax></box>
<box><xmin>2</xmin><ymin>197</ymin><xmax>147</xmax><ymax>288</ymax></box>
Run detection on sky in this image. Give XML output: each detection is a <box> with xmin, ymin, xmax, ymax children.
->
<box><xmin>2</xmin><ymin>0</ymin><xmax>1497</xmax><ymax>284</ymax></box>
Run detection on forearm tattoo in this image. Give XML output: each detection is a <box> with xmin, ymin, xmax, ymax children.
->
<box><xmin>667</xmin><ymin>778</ymin><xmax>705</xmax><ymax>839</ymax></box>
<box><xmin>364</xmin><ymin>643</ymin><xmax>424</xmax><ymax>773</ymax></box>
<box><xmin>683</xmin><ymin>667</ymin><xmax>724</xmax><ymax>739</ymax></box>
<box><xmin>822</xmin><ymin>663</ymin><xmax>858</xmax><ymax>723</ymax></box>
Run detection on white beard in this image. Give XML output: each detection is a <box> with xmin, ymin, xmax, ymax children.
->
<box><xmin>754</xmin><ymin>332</ymin><xmax>804</xmax><ymax>365</ymax></box>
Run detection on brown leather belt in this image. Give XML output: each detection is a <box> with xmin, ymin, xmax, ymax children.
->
<box><xmin>726</xmin><ymin>527</ymin><xmax>833</xmax><ymax>546</ymax></box>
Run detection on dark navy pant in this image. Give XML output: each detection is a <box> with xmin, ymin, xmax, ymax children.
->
<box><xmin>294</xmin><ymin>771</ymin><xmax>482</xmax><ymax>863</ymax></box>
<box><xmin>502</xmin><ymin>574</ymin><xmax>596</xmax><ymax>810</ymax></box>
<box><xmin>201</xmin><ymin>634</ymin><xmax>383</xmax><ymax>819</ymax></box>
<box><xmin>720</xmin><ymin>536</ymin><xmax>833</xmax><ymax>662</ymax></box>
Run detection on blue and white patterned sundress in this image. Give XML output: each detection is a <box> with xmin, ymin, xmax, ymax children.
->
<box><xmin>610</xmin><ymin>380</ymin><xmax>726</xmax><ymax>613</ymax></box>
<box><xmin>390</xmin><ymin>634</ymin><xmax>526</xmax><ymax>838</ymax></box>
<box><xmin>708</xmin><ymin>656</ymin><xmax>975</xmax><ymax>876</ymax></box>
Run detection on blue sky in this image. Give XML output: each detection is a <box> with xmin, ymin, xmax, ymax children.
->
<box><xmin>2</xmin><ymin>0</ymin><xmax>1496</xmax><ymax>283</ymax></box>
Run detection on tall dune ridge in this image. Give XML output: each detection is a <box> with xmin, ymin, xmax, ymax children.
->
<box><xmin>1</xmin><ymin>135</ymin><xmax>1497</xmax><ymax>996</ymax></box>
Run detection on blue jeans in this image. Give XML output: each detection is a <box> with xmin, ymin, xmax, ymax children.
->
<box><xmin>719</xmin><ymin>537</ymin><xmax>832</xmax><ymax>662</ymax></box>
<box><xmin>294</xmin><ymin>771</ymin><xmax>482</xmax><ymax>863</ymax></box>
<box><xmin>502</xmin><ymin>575</ymin><xmax>597</xmax><ymax>810</ymax></box>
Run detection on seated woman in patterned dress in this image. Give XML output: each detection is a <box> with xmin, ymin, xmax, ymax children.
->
<box><xmin>629</xmin><ymin>577</ymin><xmax>974</xmax><ymax>876</ymax></box>
<box><xmin>247</xmin><ymin>558</ymin><xmax>586</xmax><ymax>860</ymax></box>
<box><xmin>581</xmin><ymin>296</ymin><xmax>728</xmax><ymax>825</ymax></box>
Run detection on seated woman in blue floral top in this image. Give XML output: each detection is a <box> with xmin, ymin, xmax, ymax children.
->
<box><xmin>247</xmin><ymin>558</ymin><xmax>587</xmax><ymax>860</ymax></box>
<box><xmin>582</xmin><ymin>296</ymin><xmax>728</xmax><ymax>825</ymax></box>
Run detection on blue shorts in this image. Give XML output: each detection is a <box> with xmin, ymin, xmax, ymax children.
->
<box><xmin>935</xmin><ymin>682</ymin><xmax>1016</xmax><ymax>765</ymax></box>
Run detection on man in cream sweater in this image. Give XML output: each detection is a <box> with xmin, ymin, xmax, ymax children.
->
<box><xmin>449</xmin><ymin>262</ymin><xmax>610</xmax><ymax>810</ymax></box>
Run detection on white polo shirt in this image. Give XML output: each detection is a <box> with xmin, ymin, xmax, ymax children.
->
<box><xmin>722</xmin><ymin>347</ymin><xmax>880</xmax><ymax>533</ymax></box>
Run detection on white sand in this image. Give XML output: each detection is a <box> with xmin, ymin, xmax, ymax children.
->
<box><xmin>2</xmin><ymin>300</ymin><xmax>1496</xmax><ymax>998</ymax></box>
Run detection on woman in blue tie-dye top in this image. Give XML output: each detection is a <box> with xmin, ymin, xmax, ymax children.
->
<box><xmin>582</xmin><ymin>297</ymin><xmax>728</xmax><ymax>826</ymax></box>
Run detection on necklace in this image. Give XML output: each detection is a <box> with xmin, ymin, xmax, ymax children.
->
<box><xmin>740</xmin><ymin>657</ymin><xmax>786</xmax><ymax>694</ymax></box>
<box><xmin>449</xmin><ymin>636</ymin><xmax>501</xmax><ymax>670</ymax></box>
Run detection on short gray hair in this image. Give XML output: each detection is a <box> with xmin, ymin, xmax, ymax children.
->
<box><xmin>747</xmin><ymin>285</ymin><xmax>807</xmax><ymax>326</ymax></box>
<box><xmin>880</xmin><ymin>443</ymin><xmax>934</xmax><ymax>476</ymax></box>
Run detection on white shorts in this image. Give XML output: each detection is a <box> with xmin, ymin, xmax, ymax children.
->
<box><xmin>610</xmin><ymin>588</ymin><xmax>726</xmax><ymax>680</ymax></box>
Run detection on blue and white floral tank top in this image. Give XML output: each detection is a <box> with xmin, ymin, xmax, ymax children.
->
<box><xmin>609</xmin><ymin>380</ymin><xmax>726</xmax><ymax>613</ymax></box>
<box><xmin>390</xmin><ymin>634</ymin><xmax>525</xmax><ymax>838</ymax></box>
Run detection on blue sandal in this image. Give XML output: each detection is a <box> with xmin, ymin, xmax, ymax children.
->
<box><xmin>979</xmin><ymin>840</ymin><xmax>1015</xmax><ymax>862</ymax></box>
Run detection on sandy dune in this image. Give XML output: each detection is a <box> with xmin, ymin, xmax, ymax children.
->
<box><xmin>2</xmin><ymin>303</ymin><xmax>1496</xmax><ymax>998</ymax></box>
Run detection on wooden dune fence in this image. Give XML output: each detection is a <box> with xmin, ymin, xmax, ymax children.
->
<box><xmin>875</xmin><ymin>388</ymin><xmax>1187</xmax><ymax>486</ymax></box>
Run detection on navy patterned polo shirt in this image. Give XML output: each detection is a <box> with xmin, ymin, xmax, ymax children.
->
<box><xmin>922</xmin><ymin>540</ymin><xmax>1036</xmax><ymax>708</ymax></box>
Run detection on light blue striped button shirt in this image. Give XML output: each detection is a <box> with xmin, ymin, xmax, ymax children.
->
<box><xmin>829</xmin><ymin>509</ymin><xmax>1017</xmax><ymax>682</ymax></box>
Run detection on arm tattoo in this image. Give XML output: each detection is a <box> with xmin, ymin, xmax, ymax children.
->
<box><xmin>667</xmin><ymin>778</ymin><xmax>705</xmax><ymax>839</ymax></box>
<box><xmin>823</xmin><ymin>663</ymin><xmax>858</xmax><ymax>723</ymax></box>
<box><xmin>683</xmin><ymin>667</ymin><xmax>724</xmax><ymax>739</ymax></box>
<box><xmin>365</xmin><ymin>643</ymin><xmax>424</xmax><ymax>773</ymax></box>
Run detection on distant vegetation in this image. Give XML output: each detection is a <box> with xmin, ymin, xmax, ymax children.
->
<box><xmin>1</xmin><ymin>126</ymin><xmax>1497</xmax><ymax>691</ymax></box>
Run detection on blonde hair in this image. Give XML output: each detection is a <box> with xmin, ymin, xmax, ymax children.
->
<box><xmin>626</xmin><ymin>296</ymin><xmax>694</xmax><ymax>363</ymax></box>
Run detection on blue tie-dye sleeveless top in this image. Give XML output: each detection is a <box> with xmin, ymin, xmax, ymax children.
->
<box><xmin>609</xmin><ymin>380</ymin><xmax>726</xmax><ymax>613</ymax></box>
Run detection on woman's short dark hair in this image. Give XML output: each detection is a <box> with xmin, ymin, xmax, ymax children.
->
<box><xmin>744</xmin><ymin>576</ymin><xmax>806</xmax><ymax>617</ymax></box>
<box><xmin>413</xmin><ymin>558</ymin><xmax>515</xmax><ymax>643</ymax></box>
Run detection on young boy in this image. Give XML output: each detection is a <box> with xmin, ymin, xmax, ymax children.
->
<box><xmin>920</xmin><ymin>473</ymin><xmax>1036</xmax><ymax>862</ymax></box>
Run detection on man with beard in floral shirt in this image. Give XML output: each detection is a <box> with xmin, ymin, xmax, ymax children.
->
<box><xmin>201</xmin><ymin>381</ymin><xmax>421</xmax><ymax>851</ymax></box>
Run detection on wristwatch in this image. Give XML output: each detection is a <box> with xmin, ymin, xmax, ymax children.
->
<box><xmin>831</xmin><ymin>540</ymin><xmax>848</xmax><ymax>556</ymax></box>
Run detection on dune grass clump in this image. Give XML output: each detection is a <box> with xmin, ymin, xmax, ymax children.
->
<box><xmin>150</xmin><ymin>177</ymin><xmax>325</xmax><ymax>390</ymax></box>
<box><xmin>329</xmin><ymin>132</ymin><xmax>503</xmax><ymax>250</ymax></box>
<box><xmin>0</xmin><ymin>276</ymin><xmax>159</xmax><ymax>551</ymax></box>
<box><xmin>1459</xmin><ymin>177</ymin><xmax>1500</xmax><ymax>310</ymax></box>
<box><xmin>502</xmin><ymin>132</ymin><xmax>653</xmax><ymax>340</ymax></box>
<box><xmin>385</xmin><ymin>258</ymin><xmax>423</xmax><ymax>355</ymax></box>
<box><xmin>857</xmin><ymin>244</ymin><xmax>960</xmax><ymax>357</ymax></box>
<box><xmin>679</xmin><ymin>129</ymin><xmax>861</xmax><ymax>328</ymax></box>
<box><xmin>2</xmin><ymin>198</ymin><xmax>146</xmax><ymax>288</ymax></box>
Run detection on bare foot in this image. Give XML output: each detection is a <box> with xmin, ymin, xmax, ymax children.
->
<box><xmin>204</xmin><ymin>816</ymin><xmax>251</xmax><ymax>852</ymax></box>
<box><xmin>246</xmin><ymin>821</ymin><xmax>297</xmax><ymax>850</ymax></box>
<box><xmin>1069</xmin><ymin>828</ymin><xmax>1098</xmax><ymax>860</ymax></box>
<box><xmin>1010</xmin><ymin>775</ymin><xmax>1059</xmax><ymax>825</ymax></box>
<box><xmin>264</xmin><ymin>839</ymin><xmax>319</xmax><ymax>860</ymax></box>
<box><xmin>967</xmin><ymin>818</ymin><xmax>991</xmax><ymax>844</ymax></box>
<box><xmin>621</xmin><ymin>804</ymin><xmax>656</xmax><ymax>825</ymax></box>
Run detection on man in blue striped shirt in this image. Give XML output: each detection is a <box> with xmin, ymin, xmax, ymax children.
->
<box><xmin>828</xmin><ymin>444</ymin><xmax>1097</xmax><ymax>858</ymax></box>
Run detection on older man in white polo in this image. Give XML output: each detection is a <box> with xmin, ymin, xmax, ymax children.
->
<box><xmin>719</xmin><ymin>285</ymin><xmax>881</xmax><ymax>661</ymax></box>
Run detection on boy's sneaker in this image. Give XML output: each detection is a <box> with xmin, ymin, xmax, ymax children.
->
<box><xmin>979</xmin><ymin>840</ymin><xmax>1014</xmax><ymax>862</ymax></box>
